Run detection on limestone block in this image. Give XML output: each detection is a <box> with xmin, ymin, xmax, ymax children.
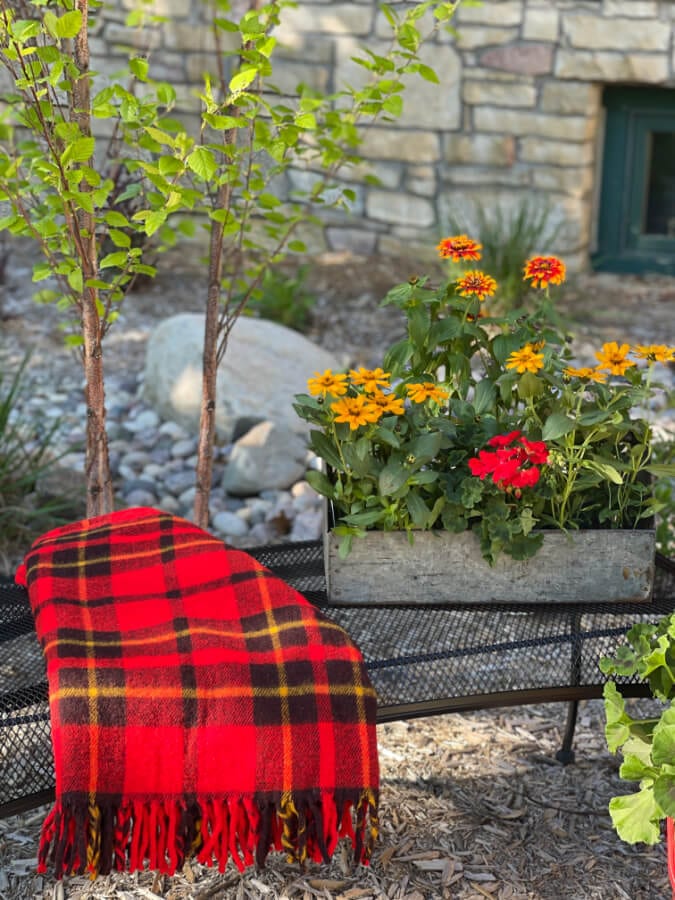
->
<box><xmin>103</xmin><ymin>23</ymin><xmax>162</xmax><ymax>51</ymax></box>
<box><xmin>456</xmin><ymin>26</ymin><xmax>519</xmax><ymax>50</ymax></box>
<box><xmin>519</xmin><ymin>137</ymin><xmax>595</xmax><ymax>167</ymax></box>
<box><xmin>325</xmin><ymin>227</ymin><xmax>379</xmax><ymax>254</ymax></box>
<box><xmin>563</xmin><ymin>14</ymin><xmax>670</xmax><ymax>51</ymax></box>
<box><xmin>603</xmin><ymin>0</ymin><xmax>658</xmax><ymax>14</ymax></box>
<box><xmin>274</xmin><ymin>37</ymin><xmax>334</xmax><ymax>65</ymax></box>
<box><xmin>474</xmin><ymin>107</ymin><xmax>594</xmax><ymax>142</ymax></box>
<box><xmin>442</xmin><ymin>164</ymin><xmax>532</xmax><ymax>188</ymax></box>
<box><xmin>456</xmin><ymin>1</ymin><xmax>524</xmax><ymax>26</ymax></box>
<box><xmin>143</xmin><ymin>314</ymin><xmax>341</xmax><ymax>441</ymax></box>
<box><xmin>445</xmin><ymin>134</ymin><xmax>516</xmax><ymax>167</ymax></box>
<box><xmin>360</xmin><ymin>128</ymin><xmax>440</xmax><ymax>163</ymax></box>
<box><xmin>463</xmin><ymin>79</ymin><xmax>536</xmax><ymax>108</ymax></box>
<box><xmin>366</xmin><ymin>190</ymin><xmax>435</xmax><ymax>227</ymax></box>
<box><xmin>479</xmin><ymin>44</ymin><xmax>554</xmax><ymax>75</ymax></box>
<box><xmin>163</xmin><ymin>22</ymin><xmax>219</xmax><ymax>52</ymax></box>
<box><xmin>530</xmin><ymin>165</ymin><xmax>594</xmax><ymax>195</ymax></box>
<box><xmin>522</xmin><ymin>8</ymin><xmax>560</xmax><ymax>41</ymax></box>
<box><xmin>274</xmin><ymin>3</ymin><xmax>374</xmax><ymax>39</ymax></box>
<box><xmin>405</xmin><ymin>167</ymin><xmax>438</xmax><ymax>197</ymax></box>
<box><xmin>269</xmin><ymin>61</ymin><xmax>331</xmax><ymax>94</ymax></box>
<box><xmin>540</xmin><ymin>80</ymin><xmax>599</xmax><ymax>115</ymax></box>
<box><xmin>555</xmin><ymin>50</ymin><xmax>668</xmax><ymax>83</ymax></box>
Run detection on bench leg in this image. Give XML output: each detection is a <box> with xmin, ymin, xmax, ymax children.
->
<box><xmin>555</xmin><ymin>699</ymin><xmax>578</xmax><ymax>764</ymax></box>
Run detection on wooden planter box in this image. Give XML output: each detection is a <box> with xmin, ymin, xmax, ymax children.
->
<box><xmin>324</xmin><ymin>528</ymin><xmax>656</xmax><ymax>606</ymax></box>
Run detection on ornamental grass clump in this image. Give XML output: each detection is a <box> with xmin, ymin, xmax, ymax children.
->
<box><xmin>293</xmin><ymin>236</ymin><xmax>675</xmax><ymax>562</ymax></box>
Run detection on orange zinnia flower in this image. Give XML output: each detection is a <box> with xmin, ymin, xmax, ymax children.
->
<box><xmin>564</xmin><ymin>366</ymin><xmax>607</xmax><ymax>383</ymax></box>
<box><xmin>506</xmin><ymin>344</ymin><xmax>545</xmax><ymax>374</ymax></box>
<box><xmin>349</xmin><ymin>366</ymin><xmax>391</xmax><ymax>392</ymax></box>
<box><xmin>595</xmin><ymin>342</ymin><xmax>636</xmax><ymax>376</ymax></box>
<box><xmin>307</xmin><ymin>369</ymin><xmax>348</xmax><ymax>397</ymax></box>
<box><xmin>437</xmin><ymin>235</ymin><xmax>482</xmax><ymax>262</ymax></box>
<box><xmin>632</xmin><ymin>344</ymin><xmax>675</xmax><ymax>364</ymax></box>
<box><xmin>523</xmin><ymin>256</ymin><xmax>566</xmax><ymax>289</ymax></box>
<box><xmin>455</xmin><ymin>270</ymin><xmax>497</xmax><ymax>302</ymax></box>
<box><xmin>331</xmin><ymin>395</ymin><xmax>382</xmax><ymax>430</ymax></box>
<box><xmin>406</xmin><ymin>382</ymin><xmax>450</xmax><ymax>404</ymax></box>
<box><xmin>368</xmin><ymin>389</ymin><xmax>405</xmax><ymax>415</ymax></box>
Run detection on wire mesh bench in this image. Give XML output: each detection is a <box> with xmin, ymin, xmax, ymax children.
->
<box><xmin>1</xmin><ymin>541</ymin><xmax>673</xmax><ymax>818</ymax></box>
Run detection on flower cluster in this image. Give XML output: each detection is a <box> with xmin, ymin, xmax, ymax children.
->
<box><xmin>468</xmin><ymin>431</ymin><xmax>548</xmax><ymax>493</ymax></box>
<box><xmin>294</xmin><ymin>235</ymin><xmax>675</xmax><ymax>563</ymax></box>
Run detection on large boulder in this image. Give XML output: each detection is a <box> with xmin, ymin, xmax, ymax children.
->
<box><xmin>221</xmin><ymin>421</ymin><xmax>308</xmax><ymax>497</ymax></box>
<box><xmin>143</xmin><ymin>314</ymin><xmax>340</xmax><ymax>441</ymax></box>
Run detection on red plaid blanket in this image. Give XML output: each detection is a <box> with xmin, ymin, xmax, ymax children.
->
<box><xmin>16</xmin><ymin>507</ymin><xmax>379</xmax><ymax>878</ymax></box>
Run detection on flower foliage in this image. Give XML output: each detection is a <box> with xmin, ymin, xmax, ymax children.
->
<box><xmin>294</xmin><ymin>237</ymin><xmax>675</xmax><ymax>562</ymax></box>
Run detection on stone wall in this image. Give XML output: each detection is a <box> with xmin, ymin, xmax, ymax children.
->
<box><xmin>89</xmin><ymin>0</ymin><xmax>675</xmax><ymax>271</ymax></box>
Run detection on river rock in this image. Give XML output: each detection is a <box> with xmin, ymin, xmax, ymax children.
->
<box><xmin>142</xmin><ymin>313</ymin><xmax>340</xmax><ymax>441</ymax></box>
<box><xmin>221</xmin><ymin>421</ymin><xmax>308</xmax><ymax>497</ymax></box>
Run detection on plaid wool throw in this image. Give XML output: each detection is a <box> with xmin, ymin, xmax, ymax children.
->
<box><xmin>16</xmin><ymin>507</ymin><xmax>379</xmax><ymax>878</ymax></box>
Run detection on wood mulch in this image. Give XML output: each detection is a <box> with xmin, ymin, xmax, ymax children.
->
<box><xmin>0</xmin><ymin>699</ymin><xmax>670</xmax><ymax>899</ymax></box>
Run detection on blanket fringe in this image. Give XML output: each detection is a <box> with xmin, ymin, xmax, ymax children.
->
<box><xmin>38</xmin><ymin>790</ymin><xmax>379</xmax><ymax>879</ymax></box>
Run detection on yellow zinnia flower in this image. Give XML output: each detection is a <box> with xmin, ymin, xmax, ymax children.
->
<box><xmin>349</xmin><ymin>367</ymin><xmax>391</xmax><ymax>392</ymax></box>
<box><xmin>506</xmin><ymin>344</ymin><xmax>545</xmax><ymax>374</ymax></box>
<box><xmin>307</xmin><ymin>369</ymin><xmax>348</xmax><ymax>397</ymax></box>
<box><xmin>595</xmin><ymin>342</ymin><xmax>636</xmax><ymax>376</ymax></box>
<box><xmin>331</xmin><ymin>395</ymin><xmax>382</xmax><ymax>430</ymax></box>
<box><xmin>632</xmin><ymin>344</ymin><xmax>675</xmax><ymax>364</ymax></box>
<box><xmin>368</xmin><ymin>389</ymin><xmax>405</xmax><ymax>416</ymax></box>
<box><xmin>406</xmin><ymin>382</ymin><xmax>450</xmax><ymax>404</ymax></box>
<box><xmin>564</xmin><ymin>366</ymin><xmax>607</xmax><ymax>383</ymax></box>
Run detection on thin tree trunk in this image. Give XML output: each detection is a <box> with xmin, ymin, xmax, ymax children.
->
<box><xmin>72</xmin><ymin>0</ymin><xmax>113</xmax><ymax>517</ymax></box>
<box><xmin>193</xmin><ymin>0</ymin><xmax>263</xmax><ymax>530</ymax></box>
<box><xmin>193</xmin><ymin>206</ymin><xmax>228</xmax><ymax>531</ymax></box>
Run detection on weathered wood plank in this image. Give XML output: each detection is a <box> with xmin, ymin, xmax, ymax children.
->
<box><xmin>324</xmin><ymin>529</ymin><xmax>655</xmax><ymax>606</ymax></box>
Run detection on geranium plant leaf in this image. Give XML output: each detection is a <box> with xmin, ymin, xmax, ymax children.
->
<box><xmin>609</xmin><ymin>788</ymin><xmax>662</xmax><ymax>845</ymax></box>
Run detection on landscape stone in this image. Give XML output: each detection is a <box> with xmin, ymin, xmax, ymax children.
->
<box><xmin>211</xmin><ymin>510</ymin><xmax>249</xmax><ymax>539</ymax></box>
<box><xmin>221</xmin><ymin>422</ymin><xmax>308</xmax><ymax>497</ymax></box>
<box><xmin>143</xmin><ymin>314</ymin><xmax>340</xmax><ymax>441</ymax></box>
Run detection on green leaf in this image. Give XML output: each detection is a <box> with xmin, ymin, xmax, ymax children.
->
<box><xmin>304</xmin><ymin>469</ymin><xmax>335</xmax><ymax>499</ymax></box>
<box><xmin>100</xmin><ymin>251</ymin><xmax>128</xmax><ymax>270</ymax></box>
<box><xmin>186</xmin><ymin>147</ymin><xmax>217</xmax><ymax>180</ymax></box>
<box><xmin>229</xmin><ymin>66</ymin><xmax>258</xmax><ymax>93</ymax></box>
<box><xmin>653</xmin><ymin>773</ymin><xmax>675</xmax><ymax>819</ymax></box>
<box><xmin>61</xmin><ymin>137</ymin><xmax>95</xmax><ymax>167</ymax></box>
<box><xmin>416</xmin><ymin>63</ymin><xmax>439</xmax><ymax>83</ymax></box>
<box><xmin>52</xmin><ymin>9</ymin><xmax>83</xmax><ymax>39</ymax></box>
<box><xmin>651</xmin><ymin>706</ymin><xmax>675</xmax><ymax>768</ymax></box>
<box><xmin>343</xmin><ymin>509</ymin><xmax>384</xmax><ymax>527</ymax></box>
<box><xmin>383</xmin><ymin>95</ymin><xmax>403</xmax><ymax>117</ymax></box>
<box><xmin>104</xmin><ymin>211</ymin><xmax>130</xmax><ymax>228</ymax></box>
<box><xmin>308</xmin><ymin>431</ymin><xmax>344</xmax><ymax>472</ymax></box>
<box><xmin>609</xmin><ymin>788</ymin><xmax>662</xmax><ymax>845</ymax></box>
<box><xmin>379</xmin><ymin>459</ymin><xmax>409</xmax><ymax>496</ymax></box>
<box><xmin>129</xmin><ymin>57</ymin><xmax>149</xmax><ymax>81</ymax></box>
<box><xmin>473</xmin><ymin>379</ymin><xmax>495</xmax><ymax>416</ymax></box>
<box><xmin>517</xmin><ymin>371</ymin><xmax>543</xmax><ymax>400</ymax></box>
<box><xmin>586</xmin><ymin>459</ymin><xmax>623</xmax><ymax>486</ymax></box>
<box><xmin>542</xmin><ymin>413</ymin><xmax>575</xmax><ymax>442</ymax></box>
<box><xmin>406</xmin><ymin>492</ymin><xmax>430</xmax><ymax>528</ymax></box>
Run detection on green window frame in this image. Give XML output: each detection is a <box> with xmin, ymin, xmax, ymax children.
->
<box><xmin>594</xmin><ymin>86</ymin><xmax>675</xmax><ymax>274</ymax></box>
